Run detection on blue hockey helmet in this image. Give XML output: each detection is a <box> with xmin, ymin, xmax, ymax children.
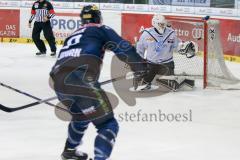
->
<box><xmin>80</xmin><ymin>5</ymin><xmax>102</xmax><ymax>24</ymax></box>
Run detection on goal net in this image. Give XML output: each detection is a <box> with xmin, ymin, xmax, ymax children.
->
<box><xmin>166</xmin><ymin>17</ymin><xmax>240</xmax><ymax>89</ymax></box>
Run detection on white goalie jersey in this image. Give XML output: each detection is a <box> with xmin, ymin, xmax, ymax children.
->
<box><xmin>136</xmin><ymin>27</ymin><xmax>180</xmax><ymax>64</ymax></box>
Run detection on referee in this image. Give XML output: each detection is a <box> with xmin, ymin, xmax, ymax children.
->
<box><xmin>28</xmin><ymin>0</ymin><xmax>57</xmax><ymax>56</ymax></box>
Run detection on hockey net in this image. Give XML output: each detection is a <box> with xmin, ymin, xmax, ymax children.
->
<box><xmin>166</xmin><ymin>17</ymin><xmax>240</xmax><ymax>89</ymax></box>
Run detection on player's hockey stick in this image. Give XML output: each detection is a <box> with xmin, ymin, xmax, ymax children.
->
<box><xmin>0</xmin><ymin>82</ymin><xmax>57</xmax><ymax>107</ymax></box>
<box><xmin>0</xmin><ymin>96</ymin><xmax>57</xmax><ymax>113</ymax></box>
<box><xmin>0</xmin><ymin>75</ymin><xmax>127</xmax><ymax>113</ymax></box>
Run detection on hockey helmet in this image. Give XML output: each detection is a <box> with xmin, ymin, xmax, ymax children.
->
<box><xmin>152</xmin><ymin>14</ymin><xmax>167</xmax><ymax>34</ymax></box>
<box><xmin>80</xmin><ymin>5</ymin><xmax>102</xmax><ymax>24</ymax></box>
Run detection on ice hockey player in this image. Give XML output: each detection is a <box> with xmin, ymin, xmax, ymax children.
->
<box><xmin>135</xmin><ymin>13</ymin><xmax>196</xmax><ymax>91</ymax></box>
<box><xmin>49</xmin><ymin>5</ymin><xmax>147</xmax><ymax>160</ymax></box>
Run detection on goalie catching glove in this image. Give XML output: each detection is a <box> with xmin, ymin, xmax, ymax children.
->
<box><xmin>178</xmin><ymin>41</ymin><xmax>198</xmax><ymax>58</ymax></box>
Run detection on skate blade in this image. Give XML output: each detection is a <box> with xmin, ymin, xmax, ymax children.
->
<box><xmin>129</xmin><ymin>85</ymin><xmax>159</xmax><ymax>92</ymax></box>
<box><xmin>36</xmin><ymin>54</ymin><xmax>46</xmax><ymax>57</ymax></box>
<box><xmin>61</xmin><ymin>155</ymin><xmax>89</xmax><ymax>160</ymax></box>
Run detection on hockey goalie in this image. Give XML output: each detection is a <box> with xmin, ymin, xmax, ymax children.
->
<box><xmin>133</xmin><ymin>13</ymin><xmax>198</xmax><ymax>91</ymax></box>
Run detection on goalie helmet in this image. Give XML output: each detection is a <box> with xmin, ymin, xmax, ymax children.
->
<box><xmin>80</xmin><ymin>5</ymin><xmax>102</xmax><ymax>25</ymax></box>
<box><xmin>152</xmin><ymin>14</ymin><xmax>167</xmax><ymax>34</ymax></box>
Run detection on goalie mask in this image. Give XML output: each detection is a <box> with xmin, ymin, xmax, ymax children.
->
<box><xmin>152</xmin><ymin>14</ymin><xmax>167</xmax><ymax>34</ymax></box>
<box><xmin>80</xmin><ymin>5</ymin><xmax>102</xmax><ymax>25</ymax></box>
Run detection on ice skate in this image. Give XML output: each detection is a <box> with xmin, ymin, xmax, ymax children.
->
<box><xmin>140</xmin><ymin>83</ymin><xmax>151</xmax><ymax>91</ymax></box>
<box><xmin>36</xmin><ymin>51</ymin><xmax>46</xmax><ymax>56</ymax></box>
<box><xmin>61</xmin><ymin>146</ymin><xmax>88</xmax><ymax>160</ymax></box>
<box><xmin>50</xmin><ymin>52</ymin><xmax>56</xmax><ymax>57</ymax></box>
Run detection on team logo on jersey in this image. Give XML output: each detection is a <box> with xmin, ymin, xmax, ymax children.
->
<box><xmin>167</xmin><ymin>38</ymin><xmax>174</xmax><ymax>43</ymax></box>
<box><xmin>146</xmin><ymin>37</ymin><xmax>155</xmax><ymax>42</ymax></box>
<box><xmin>155</xmin><ymin>40</ymin><xmax>165</xmax><ymax>52</ymax></box>
<box><xmin>34</xmin><ymin>3</ymin><xmax>39</xmax><ymax>8</ymax></box>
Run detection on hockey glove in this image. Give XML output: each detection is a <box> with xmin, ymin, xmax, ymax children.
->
<box><xmin>178</xmin><ymin>41</ymin><xmax>198</xmax><ymax>58</ymax></box>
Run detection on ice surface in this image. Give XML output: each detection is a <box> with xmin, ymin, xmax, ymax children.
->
<box><xmin>0</xmin><ymin>43</ymin><xmax>240</xmax><ymax>160</ymax></box>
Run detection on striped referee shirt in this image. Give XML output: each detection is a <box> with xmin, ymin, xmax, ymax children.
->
<box><xmin>29</xmin><ymin>0</ymin><xmax>55</xmax><ymax>23</ymax></box>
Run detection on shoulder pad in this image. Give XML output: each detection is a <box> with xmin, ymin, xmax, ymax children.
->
<box><xmin>166</xmin><ymin>27</ymin><xmax>174</xmax><ymax>33</ymax></box>
<box><xmin>103</xmin><ymin>25</ymin><xmax>112</xmax><ymax>30</ymax></box>
<box><xmin>141</xmin><ymin>27</ymin><xmax>154</xmax><ymax>34</ymax></box>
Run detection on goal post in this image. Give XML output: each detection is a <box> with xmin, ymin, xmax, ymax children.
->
<box><xmin>206</xmin><ymin>20</ymin><xmax>240</xmax><ymax>89</ymax></box>
<box><xmin>165</xmin><ymin>16</ymin><xmax>240</xmax><ymax>89</ymax></box>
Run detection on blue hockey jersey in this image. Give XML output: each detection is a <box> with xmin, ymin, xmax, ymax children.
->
<box><xmin>51</xmin><ymin>23</ymin><xmax>144</xmax><ymax>76</ymax></box>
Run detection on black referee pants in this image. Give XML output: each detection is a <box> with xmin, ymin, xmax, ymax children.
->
<box><xmin>32</xmin><ymin>21</ymin><xmax>56</xmax><ymax>53</ymax></box>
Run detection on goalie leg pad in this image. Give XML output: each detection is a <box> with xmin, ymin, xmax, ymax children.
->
<box><xmin>183</xmin><ymin>79</ymin><xmax>195</xmax><ymax>88</ymax></box>
<box><xmin>156</xmin><ymin>79</ymin><xmax>179</xmax><ymax>91</ymax></box>
<box><xmin>156</xmin><ymin>77</ymin><xmax>195</xmax><ymax>91</ymax></box>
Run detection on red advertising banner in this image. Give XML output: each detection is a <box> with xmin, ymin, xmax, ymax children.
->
<box><xmin>0</xmin><ymin>9</ymin><xmax>20</xmax><ymax>38</ymax></box>
<box><xmin>122</xmin><ymin>13</ymin><xmax>152</xmax><ymax>44</ymax></box>
<box><xmin>220</xmin><ymin>19</ymin><xmax>240</xmax><ymax>56</ymax></box>
<box><xmin>122</xmin><ymin>13</ymin><xmax>240</xmax><ymax>57</ymax></box>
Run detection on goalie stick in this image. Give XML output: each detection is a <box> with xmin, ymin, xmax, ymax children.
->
<box><xmin>0</xmin><ymin>75</ymin><xmax>127</xmax><ymax>113</ymax></box>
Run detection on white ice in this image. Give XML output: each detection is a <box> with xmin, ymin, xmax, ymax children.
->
<box><xmin>0</xmin><ymin>43</ymin><xmax>240</xmax><ymax>160</ymax></box>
